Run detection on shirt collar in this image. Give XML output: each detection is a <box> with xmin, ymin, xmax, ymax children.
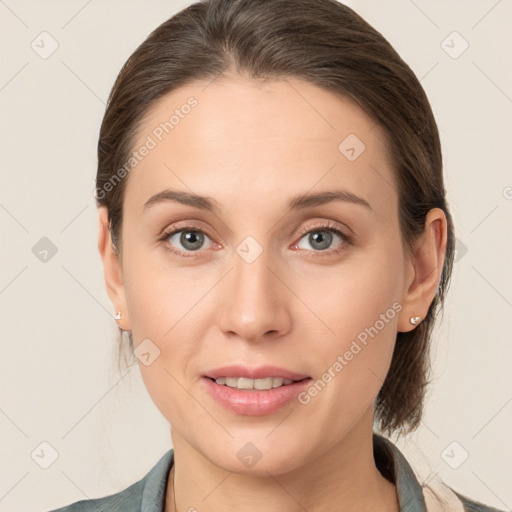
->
<box><xmin>374</xmin><ymin>433</ymin><xmax>428</xmax><ymax>512</ymax></box>
<box><xmin>140</xmin><ymin>448</ymin><xmax>174</xmax><ymax>512</ymax></box>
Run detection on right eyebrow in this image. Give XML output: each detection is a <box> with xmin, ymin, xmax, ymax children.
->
<box><xmin>143</xmin><ymin>189</ymin><xmax>221</xmax><ymax>213</ymax></box>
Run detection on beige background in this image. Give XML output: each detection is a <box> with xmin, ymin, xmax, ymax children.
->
<box><xmin>1</xmin><ymin>1</ymin><xmax>511</xmax><ymax>511</ymax></box>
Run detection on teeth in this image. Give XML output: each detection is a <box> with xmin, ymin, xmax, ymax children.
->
<box><xmin>237</xmin><ymin>377</ymin><xmax>254</xmax><ymax>390</ymax></box>
<box><xmin>214</xmin><ymin>376</ymin><xmax>295</xmax><ymax>390</ymax></box>
<box><xmin>255</xmin><ymin>377</ymin><xmax>273</xmax><ymax>390</ymax></box>
<box><xmin>272</xmin><ymin>377</ymin><xmax>283</xmax><ymax>388</ymax></box>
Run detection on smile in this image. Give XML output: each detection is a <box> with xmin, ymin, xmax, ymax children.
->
<box><xmin>212</xmin><ymin>376</ymin><xmax>297</xmax><ymax>390</ymax></box>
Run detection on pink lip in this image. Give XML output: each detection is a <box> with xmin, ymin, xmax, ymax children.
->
<box><xmin>203</xmin><ymin>364</ymin><xmax>309</xmax><ymax>381</ymax></box>
<box><xmin>201</xmin><ymin>364</ymin><xmax>312</xmax><ymax>416</ymax></box>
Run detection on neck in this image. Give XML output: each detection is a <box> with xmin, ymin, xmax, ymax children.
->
<box><xmin>165</xmin><ymin>413</ymin><xmax>399</xmax><ymax>512</ymax></box>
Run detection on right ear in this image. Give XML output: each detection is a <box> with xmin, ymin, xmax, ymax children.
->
<box><xmin>97</xmin><ymin>207</ymin><xmax>131</xmax><ymax>330</ymax></box>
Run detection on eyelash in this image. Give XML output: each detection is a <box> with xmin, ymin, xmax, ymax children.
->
<box><xmin>159</xmin><ymin>220</ymin><xmax>354</xmax><ymax>258</ymax></box>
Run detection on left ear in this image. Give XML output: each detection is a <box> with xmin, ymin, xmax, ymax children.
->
<box><xmin>397</xmin><ymin>207</ymin><xmax>448</xmax><ymax>333</ymax></box>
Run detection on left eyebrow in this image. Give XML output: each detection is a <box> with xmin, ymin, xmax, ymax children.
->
<box><xmin>288</xmin><ymin>189</ymin><xmax>373</xmax><ymax>212</ymax></box>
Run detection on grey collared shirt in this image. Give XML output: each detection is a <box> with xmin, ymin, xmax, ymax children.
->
<box><xmin>47</xmin><ymin>433</ymin><xmax>504</xmax><ymax>512</ymax></box>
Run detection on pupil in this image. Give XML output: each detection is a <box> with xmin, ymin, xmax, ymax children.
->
<box><xmin>181</xmin><ymin>231</ymin><xmax>203</xmax><ymax>250</ymax></box>
<box><xmin>310</xmin><ymin>231</ymin><xmax>332</xmax><ymax>250</ymax></box>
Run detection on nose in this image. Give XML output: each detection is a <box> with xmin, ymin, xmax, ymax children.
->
<box><xmin>217</xmin><ymin>244</ymin><xmax>292</xmax><ymax>344</ymax></box>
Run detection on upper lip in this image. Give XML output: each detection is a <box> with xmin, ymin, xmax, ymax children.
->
<box><xmin>204</xmin><ymin>365</ymin><xmax>310</xmax><ymax>381</ymax></box>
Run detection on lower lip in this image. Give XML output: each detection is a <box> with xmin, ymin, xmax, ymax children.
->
<box><xmin>201</xmin><ymin>377</ymin><xmax>312</xmax><ymax>416</ymax></box>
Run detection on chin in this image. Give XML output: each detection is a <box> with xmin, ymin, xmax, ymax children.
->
<box><xmin>199</xmin><ymin>436</ymin><xmax>309</xmax><ymax>477</ymax></box>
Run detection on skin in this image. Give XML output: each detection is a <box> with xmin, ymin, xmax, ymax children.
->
<box><xmin>98</xmin><ymin>75</ymin><xmax>447</xmax><ymax>512</ymax></box>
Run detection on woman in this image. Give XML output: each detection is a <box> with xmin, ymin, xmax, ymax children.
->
<box><xmin>48</xmin><ymin>0</ymin><xmax>503</xmax><ymax>510</ymax></box>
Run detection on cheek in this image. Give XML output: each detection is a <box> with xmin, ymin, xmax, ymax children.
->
<box><xmin>294</xmin><ymin>248</ymin><xmax>403</xmax><ymax>409</ymax></box>
<box><xmin>120</xmin><ymin>249</ymin><xmax>213</xmax><ymax>419</ymax></box>
<box><xmin>121</xmin><ymin>238</ymin><xmax>195</xmax><ymax>339</ymax></box>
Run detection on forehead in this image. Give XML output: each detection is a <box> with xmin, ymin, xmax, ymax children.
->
<box><xmin>124</xmin><ymin>76</ymin><xmax>397</xmax><ymax>217</ymax></box>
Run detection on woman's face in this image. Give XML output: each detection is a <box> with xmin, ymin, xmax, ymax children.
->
<box><xmin>106</xmin><ymin>76</ymin><xmax>418</xmax><ymax>474</ymax></box>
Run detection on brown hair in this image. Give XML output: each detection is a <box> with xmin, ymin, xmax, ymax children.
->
<box><xmin>96</xmin><ymin>0</ymin><xmax>455</xmax><ymax>437</ymax></box>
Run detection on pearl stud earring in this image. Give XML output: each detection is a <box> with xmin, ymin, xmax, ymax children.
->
<box><xmin>409</xmin><ymin>316</ymin><xmax>421</xmax><ymax>325</ymax></box>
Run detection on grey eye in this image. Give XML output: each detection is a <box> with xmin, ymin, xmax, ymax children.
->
<box><xmin>296</xmin><ymin>230</ymin><xmax>343</xmax><ymax>251</ymax></box>
<box><xmin>168</xmin><ymin>230</ymin><xmax>211</xmax><ymax>251</ymax></box>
